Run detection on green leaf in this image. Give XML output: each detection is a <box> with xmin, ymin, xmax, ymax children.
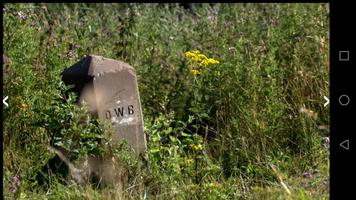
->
<box><xmin>169</xmin><ymin>136</ymin><xmax>180</xmax><ymax>144</ymax></box>
<box><xmin>152</xmin><ymin>135</ymin><xmax>161</xmax><ymax>143</ymax></box>
<box><xmin>164</xmin><ymin>127</ymin><xmax>173</xmax><ymax>135</ymax></box>
<box><xmin>150</xmin><ymin>148</ymin><xmax>160</xmax><ymax>154</ymax></box>
<box><xmin>181</xmin><ymin>132</ymin><xmax>191</xmax><ymax>137</ymax></box>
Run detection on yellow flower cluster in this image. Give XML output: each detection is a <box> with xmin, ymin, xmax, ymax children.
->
<box><xmin>185</xmin><ymin>158</ymin><xmax>194</xmax><ymax>165</ymax></box>
<box><xmin>190</xmin><ymin>143</ymin><xmax>203</xmax><ymax>151</ymax></box>
<box><xmin>190</xmin><ymin>69</ymin><xmax>200</xmax><ymax>75</ymax></box>
<box><xmin>199</xmin><ymin>58</ymin><xmax>220</xmax><ymax>66</ymax></box>
<box><xmin>184</xmin><ymin>50</ymin><xmax>220</xmax><ymax>75</ymax></box>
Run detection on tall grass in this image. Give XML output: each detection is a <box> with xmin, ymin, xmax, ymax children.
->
<box><xmin>3</xmin><ymin>3</ymin><xmax>329</xmax><ymax>199</ymax></box>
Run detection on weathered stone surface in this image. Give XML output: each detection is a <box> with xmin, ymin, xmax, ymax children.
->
<box><xmin>62</xmin><ymin>55</ymin><xmax>146</xmax><ymax>153</ymax></box>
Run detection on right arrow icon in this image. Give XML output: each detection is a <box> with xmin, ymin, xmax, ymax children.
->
<box><xmin>340</xmin><ymin>139</ymin><xmax>349</xmax><ymax>150</ymax></box>
<box><xmin>324</xmin><ymin>96</ymin><xmax>329</xmax><ymax>107</ymax></box>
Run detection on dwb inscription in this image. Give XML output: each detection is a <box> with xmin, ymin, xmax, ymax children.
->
<box><xmin>105</xmin><ymin>105</ymin><xmax>134</xmax><ymax>119</ymax></box>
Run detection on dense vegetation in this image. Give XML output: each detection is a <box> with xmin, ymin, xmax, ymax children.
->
<box><xmin>3</xmin><ymin>3</ymin><xmax>329</xmax><ymax>199</ymax></box>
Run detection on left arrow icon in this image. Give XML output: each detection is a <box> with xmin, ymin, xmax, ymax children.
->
<box><xmin>3</xmin><ymin>96</ymin><xmax>8</xmax><ymax>107</ymax></box>
<box><xmin>324</xmin><ymin>96</ymin><xmax>329</xmax><ymax>107</ymax></box>
<box><xmin>340</xmin><ymin>139</ymin><xmax>349</xmax><ymax>150</ymax></box>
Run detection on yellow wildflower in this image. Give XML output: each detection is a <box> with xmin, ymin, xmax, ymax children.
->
<box><xmin>198</xmin><ymin>59</ymin><xmax>208</xmax><ymax>67</ymax></box>
<box><xmin>190</xmin><ymin>69</ymin><xmax>200</xmax><ymax>75</ymax></box>
<box><xmin>186</xmin><ymin>158</ymin><xmax>194</xmax><ymax>164</ymax></box>
<box><xmin>191</xmin><ymin>55</ymin><xmax>201</xmax><ymax>62</ymax></box>
<box><xmin>184</xmin><ymin>50</ymin><xmax>207</xmax><ymax>63</ymax></box>
<box><xmin>207</xmin><ymin>58</ymin><xmax>220</xmax><ymax>64</ymax></box>
<box><xmin>197</xmin><ymin>54</ymin><xmax>208</xmax><ymax>60</ymax></box>
<box><xmin>184</xmin><ymin>50</ymin><xmax>220</xmax><ymax>75</ymax></box>
<box><xmin>190</xmin><ymin>143</ymin><xmax>203</xmax><ymax>151</ymax></box>
<box><xmin>184</xmin><ymin>52</ymin><xmax>195</xmax><ymax>59</ymax></box>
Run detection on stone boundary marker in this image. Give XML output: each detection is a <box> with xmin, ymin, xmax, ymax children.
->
<box><xmin>62</xmin><ymin>55</ymin><xmax>146</xmax><ymax>154</ymax></box>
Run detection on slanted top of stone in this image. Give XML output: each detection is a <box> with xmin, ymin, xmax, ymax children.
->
<box><xmin>62</xmin><ymin>55</ymin><xmax>135</xmax><ymax>80</ymax></box>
